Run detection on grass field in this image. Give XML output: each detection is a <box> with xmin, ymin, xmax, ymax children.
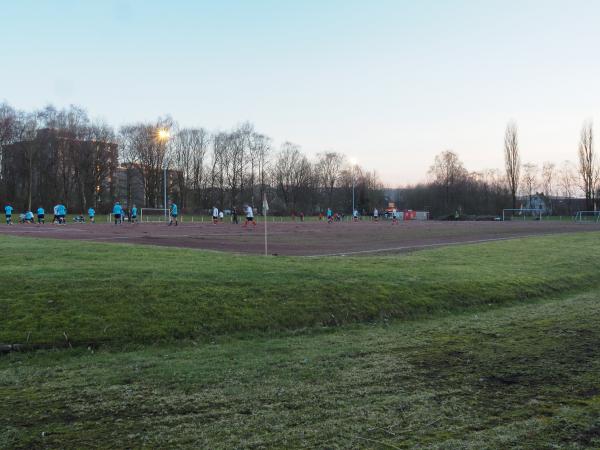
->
<box><xmin>1</xmin><ymin>232</ymin><xmax>600</xmax><ymax>347</ymax></box>
<box><xmin>1</xmin><ymin>232</ymin><xmax>600</xmax><ymax>448</ymax></box>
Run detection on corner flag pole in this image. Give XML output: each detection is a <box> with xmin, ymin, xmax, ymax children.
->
<box><xmin>263</xmin><ymin>194</ymin><xmax>269</xmax><ymax>256</ymax></box>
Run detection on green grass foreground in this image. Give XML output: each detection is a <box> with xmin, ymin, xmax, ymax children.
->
<box><xmin>2</xmin><ymin>291</ymin><xmax>599</xmax><ymax>448</ymax></box>
<box><xmin>1</xmin><ymin>232</ymin><xmax>600</xmax><ymax>347</ymax></box>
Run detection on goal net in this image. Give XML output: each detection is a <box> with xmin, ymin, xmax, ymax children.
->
<box><xmin>502</xmin><ymin>208</ymin><xmax>544</xmax><ymax>221</ymax></box>
<box><xmin>140</xmin><ymin>208</ymin><xmax>170</xmax><ymax>223</ymax></box>
<box><xmin>574</xmin><ymin>211</ymin><xmax>600</xmax><ymax>223</ymax></box>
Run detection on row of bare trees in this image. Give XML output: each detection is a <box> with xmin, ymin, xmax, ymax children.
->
<box><xmin>504</xmin><ymin>120</ymin><xmax>598</xmax><ymax>211</ymax></box>
<box><xmin>0</xmin><ymin>103</ymin><xmax>385</xmax><ymax>214</ymax></box>
<box><xmin>402</xmin><ymin>151</ymin><xmax>512</xmax><ymax>217</ymax></box>
<box><xmin>0</xmin><ymin>103</ymin><xmax>116</xmax><ymax>211</ymax></box>
<box><xmin>403</xmin><ymin>120</ymin><xmax>597</xmax><ymax>218</ymax></box>
<box><xmin>118</xmin><ymin>118</ymin><xmax>384</xmax><ymax>214</ymax></box>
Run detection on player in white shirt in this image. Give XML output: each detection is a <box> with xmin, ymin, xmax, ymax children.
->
<box><xmin>392</xmin><ymin>208</ymin><xmax>399</xmax><ymax>225</ymax></box>
<box><xmin>373</xmin><ymin>208</ymin><xmax>379</xmax><ymax>222</ymax></box>
<box><xmin>243</xmin><ymin>205</ymin><xmax>256</xmax><ymax>228</ymax></box>
<box><xmin>212</xmin><ymin>206</ymin><xmax>219</xmax><ymax>224</ymax></box>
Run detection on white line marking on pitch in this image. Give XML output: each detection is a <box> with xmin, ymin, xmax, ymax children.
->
<box><xmin>0</xmin><ymin>227</ymin><xmax>89</xmax><ymax>233</ymax></box>
<box><xmin>304</xmin><ymin>233</ymin><xmax>564</xmax><ymax>257</ymax></box>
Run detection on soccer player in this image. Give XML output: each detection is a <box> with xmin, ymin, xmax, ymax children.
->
<box><xmin>112</xmin><ymin>201</ymin><xmax>122</xmax><ymax>225</ymax></box>
<box><xmin>37</xmin><ymin>206</ymin><xmax>45</xmax><ymax>224</ymax></box>
<box><xmin>373</xmin><ymin>208</ymin><xmax>379</xmax><ymax>222</ymax></box>
<box><xmin>219</xmin><ymin>210</ymin><xmax>224</xmax><ymax>222</ymax></box>
<box><xmin>391</xmin><ymin>208</ymin><xmax>399</xmax><ymax>225</ymax></box>
<box><xmin>53</xmin><ymin>204</ymin><xmax>59</xmax><ymax>223</ymax></box>
<box><xmin>326</xmin><ymin>207</ymin><xmax>333</xmax><ymax>224</ymax></box>
<box><xmin>24</xmin><ymin>210</ymin><xmax>34</xmax><ymax>224</ymax></box>
<box><xmin>243</xmin><ymin>204</ymin><xmax>256</xmax><ymax>227</ymax></box>
<box><xmin>169</xmin><ymin>202</ymin><xmax>178</xmax><ymax>226</ymax></box>
<box><xmin>88</xmin><ymin>207</ymin><xmax>95</xmax><ymax>223</ymax></box>
<box><xmin>57</xmin><ymin>203</ymin><xmax>67</xmax><ymax>224</ymax></box>
<box><xmin>353</xmin><ymin>209</ymin><xmax>359</xmax><ymax>221</ymax></box>
<box><xmin>131</xmin><ymin>205</ymin><xmax>138</xmax><ymax>223</ymax></box>
<box><xmin>4</xmin><ymin>204</ymin><xmax>13</xmax><ymax>225</ymax></box>
<box><xmin>212</xmin><ymin>206</ymin><xmax>219</xmax><ymax>224</ymax></box>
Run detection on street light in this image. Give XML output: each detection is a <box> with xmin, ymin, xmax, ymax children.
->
<box><xmin>157</xmin><ymin>129</ymin><xmax>171</xmax><ymax>220</ymax></box>
<box><xmin>349</xmin><ymin>158</ymin><xmax>358</xmax><ymax>216</ymax></box>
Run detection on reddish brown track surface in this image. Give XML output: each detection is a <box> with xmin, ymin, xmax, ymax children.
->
<box><xmin>0</xmin><ymin>220</ymin><xmax>598</xmax><ymax>256</ymax></box>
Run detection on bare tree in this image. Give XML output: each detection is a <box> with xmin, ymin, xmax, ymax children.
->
<box><xmin>273</xmin><ymin>142</ymin><xmax>313</xmax><ymax>212</ymax></box>
<box><xmin>428</xmin><ymin>150</ymin><xmax>467</xmax><ymax>212</ymax></box>
<box><xmin>316</xmin><ymin>152</ymin><xmax>346</xmax><ymax>207</ymax></box>
<box><xmin>504</xmin><ymin>121</ymin><xmax>520</xmax><ymax>209</ymax></box>
<box><xmin>209</xmin><ymin>132</ymin><xmax>228</xmax><ymax>208</ymax></box>
<box><xmin>541</xmin><ymin>161</ymin><xmax>555</xmax><ymax>213</ymax></box>
<box><xmin>541</xmin><ymin>162</ymin><xmax>555</xmax><ymax>197</ymax></box>
<box><xmin>172</xmin><ymin>127</ymin><xmax>209</xmax><ymax>209</ymax></box>
<box><xmin>578</xmin><ymin>120</ymin><xmax>597</xmax><ymax>211</ymax></box>
<box><xmin>13</xmin><ymin>111</ymin><xmax>40</xmax><ymax>210</ymax></box>
<box><xmin>224</xmin><ymin>126</ymin><xmax>249</xmax><ymax>209</ymax></box>
<box><xmin>249</xmin><ymin>133</ymin><xmax>271</xmax><ymax>211</ymax></box>
<box><xmin>0</xmin><ymin>102</ymin><xmax>17</xmax><ymax>149</ymax></box>
<box><xmin>522</xmin><ymin>163</ymin><xmax>538</xmax><ymax>204</ymax></box>
<box><xmin>0</xmin><ymin>103</ymin><xmax>17</xmax><ymax>198</ymax></box>
<box><xmin>559</xmin><ymin>160</ymin><xmax>578</xmax><ymax>214</ymax></box>
<box><xmin>119</xmin><ymin>117</ymin><xmax>173</xmax><ymax>208</ymax></box>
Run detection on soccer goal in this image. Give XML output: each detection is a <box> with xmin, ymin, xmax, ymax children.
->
<box><xmin>140</xmin><ymin>208</ymin><xmax>170</xmax><ymax>223</ymax></box>
<box><xmin>573</xmin><ymin>210</ymin><xmax>600</xmax><ymax>223</ymax></box>
<box><xmin>107</xmin><ymin>213</ymin><xmax>128</xmax><ymax>223</ymax></box>
<box><xmin>502</xmin><ymin>208</ymin><xmax>544</xmax><ymax>221</ymax></box>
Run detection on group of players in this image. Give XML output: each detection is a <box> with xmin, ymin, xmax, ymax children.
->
<box><xmin>110</xmin><ymin>201</ymin><xmax>179</xmax><ymax>226</ymax></box>
<box><xmin>4</xmin><ymin>203</ymin><xmax>72</xmax><ymax>225</ymax></box>
<box><xmin>211</xmin><ymin>205</ymin><xmax>257</xmax><ymax>227</ymax></box>
<box><xmin>5</xmin><ymin>201</ymin><xmax>399</xmax><ymax>227</ymax></box>
<box><xmin>324</xmin><ymin>207</ymin><xmax>401</xmax><ymax>224</ymax></box>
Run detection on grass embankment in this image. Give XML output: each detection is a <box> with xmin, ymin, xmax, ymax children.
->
<box><xmin>2</xmin><ymin>291</ymin><xmax>599</xmax><ymax>448</ymax></box>
<box><xmin>1</xmin><ymin>232</ymin><xmax>600</xmax><ymax>347</ymax></box>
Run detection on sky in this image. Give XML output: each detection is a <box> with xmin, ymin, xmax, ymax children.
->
<box><xmin>2</xmin><ymin>0</ymin><xmax>600</xmax><ymax>186</ymax></box>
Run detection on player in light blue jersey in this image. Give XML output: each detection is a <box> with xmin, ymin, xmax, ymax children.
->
<box><xmin>112</xmin><ymin>202</ymin><xmax>122</xmax><ymax>225</ymax></box>
<box><xmin>168</xmin><ymin>202</ymin><xmax>178</xmax><ymax>226</ymax></box>
<box><xmin>37</xmin><ymin>207</ymin><xmax>45</xmax><ymax>224</ymax></box>
<box><xmin>4</xmin><ymin>204</ymin><xmax>13</xmax><ymax>225</ymax></box>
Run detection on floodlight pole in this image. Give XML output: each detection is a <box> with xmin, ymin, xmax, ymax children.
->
<box><xmin>163</xmin><ymin>163</ymin><xmax>168</xmax><ymax>220</ymax></box>
<box><xmin>352</xmin><ymin>164</ymin><xmax>356</xmax><ymax>215</ymax></box>
<box><xmin>158</xmin><ymin>130</ymin><xmax>171</xmax><ymax>221</ymax></box>
<box><xmin>352</xmin><ymin>179</ymin><xmax>355</xmax><ymax>214</ymax></box>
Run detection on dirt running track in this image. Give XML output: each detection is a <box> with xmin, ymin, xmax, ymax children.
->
<box><xmin>0</xmin><ymin>219</ymin><xmax>598</xmax><ymax>256</ymax></box>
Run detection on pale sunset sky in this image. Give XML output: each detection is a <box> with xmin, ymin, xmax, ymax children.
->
<box><xmin>2</xmin><ymin>0</ymin><xmax>600</xmax><ymax>185</ymax></box>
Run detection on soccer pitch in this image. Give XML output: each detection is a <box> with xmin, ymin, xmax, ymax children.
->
<box><xmin>1</xmin><ymin>232</ymin><xmax>600</xmax><ymax>448</ymax></box>
<box><xmin>0</xmin><ymin>219</ymin><xmax>597</xmax><ymax>256</ymax></box>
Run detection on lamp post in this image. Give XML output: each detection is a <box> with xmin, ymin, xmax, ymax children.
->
<box><xmin>350</xmin><ymin>158</ymin><xmax>358</xmax><ymax>216</ymax></box>
<box><xmin>157</xmin><ymin>129</ymin><xmax>170</xmax><ymax>220</ymax></box>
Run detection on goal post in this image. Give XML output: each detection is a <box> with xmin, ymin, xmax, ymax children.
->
<box><xmin>502</xmin><ymin>208</ymin><xmax>544</xmax><ymax>221</ymax></box>
<box><xmin>573</xmin><ymin>210</ymin><xmax>600</xmax><ymax>223</ymax></box>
